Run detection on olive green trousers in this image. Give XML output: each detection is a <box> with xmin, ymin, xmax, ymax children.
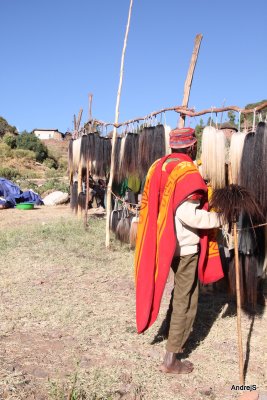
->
<box><xmin>166</xmin><ymin>253</ymin><xmax>199</xmax><ymax>353</ymax></box>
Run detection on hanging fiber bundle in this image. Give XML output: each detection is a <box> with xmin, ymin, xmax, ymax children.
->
<box><xmin>210</xmin><ymin>184</ymin><xmax>263</xmax><ymax>226</ymax></box>
<box><xmin>129</xmin><ymin>216</ymin><xmax>139</xmax><ymax>249</ymax></box>
<box><xmin>68</xmin><ymin>139</ymin><xmax>74</xmax><ymax>183</ymax></box>
<box><xmin>214</xmin><ymin>129</ymin><xmax>226</xmax><ymax>188</ymax></box>
<box><xmin>138</xmin><ymin>126</ymin><xmax>154</xmax><ymax>179</ymax></box>
<box><xmin>110</xmin><ymin>200</ymin><xmax>123</xmax><ymax>233</ymax></box>
<box><xmin>229</xmin><ymin>131</ymin><xmax>246</xmax><ymax>184</ymax></box>
<box><xmin>138</xmin><ymin>126</ymin><xmax>165</xmax><ymax>180</ymax></box>
<box><xmin>113</xmin><ymin>137</ymin><xmax>122</xmax><ymax>184</ymax></box>
<box><xmin>95</xmin><ymin>136</ymin><xmax>105</xmax><ymax>177</ymax></box>
<box><xmin>80</xmin><ymin>134</ymin><xmax>89</xmax><ymax>168</ymax></box>
<box><xmin>253</xmin><ymin>122</ymin><xmax>267</xmax><ymax>215</ymax></box>
<box><xmin>115</xmin><ymin>210</ymin><xmax>132</xmax><ymax>244</ymax></box>
<box><xmin>239</xmin><ymin>132</ymin><xmax>255</xmax><ymax>191</ymax></box>
<box><xmin>119</xmin><ymin>132</ymin><xmax>139</xmax><ymax>180</ymax></box>
<box><xmin>78</xmin><ymin>191</ymin><xmax>87</xmax><ymax>211</ymax></box>
<box><xmin>164</xmin><ymin>125</ymin><xmax>172</xmax><ymax>155</ymax></box>
<box><xmin>70</xmin><ymin>181</ymin><xmax>78</xmax><ymax>213</ymax></box>
<box><xmin>72</xmin><ymin>137</ymin><xmax>82</xmax><ymax>173</ymax></box>
<box><xmin>87</xmin><ymin>133</ymin><xmax>97</xmax><ymax>163</ymax></box>
<box><xmin>151</xmin><ymin>124</ymin><xmax>166</xmax><ymax>163</ymax></box>
<box><xmin>103</xmin><ymin>137</ymin><xmax>111</xmax><ymax>177</ymax></box>
<box><xmin>201</xmin><ymin>127</ymin><xmax>226</xmax><ymax>189</ymax></box>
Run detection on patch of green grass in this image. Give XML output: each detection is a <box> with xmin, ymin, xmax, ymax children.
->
<box><xmin>0</xmin><ymin>166</ymin><xmax>21</xmax><ymax>180</ymax></box>
<box><xmin>36</xmin><ymin>179</ymin><xmax>69</xmax><ymax>195</ymax></box>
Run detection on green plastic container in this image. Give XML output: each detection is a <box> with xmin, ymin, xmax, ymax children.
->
<box><xmin>16</xmin><ymin>202</ymin><xmax>35</xmax><ymax>210</ymax></box>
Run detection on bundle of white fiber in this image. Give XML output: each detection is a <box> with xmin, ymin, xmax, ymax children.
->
<box><xmin>72</xmin><ymin>137</ymin><xmax>82</xmax><ymax>172</ymax></box>
<box><xmin>201</xmin><ymin>126</ymin><xmax>226</xmax><ymax>189</ymax></box>
<box><xmin>213</xmin><ymin>129</ymin><xmax>226</xmax><ymax>189</ymax></box>
<box><xmin>229</xmin><ymin>131</ymin><xmax>246</xmax><ymax>184</ymax></box>
<box><xmin>164</xmin><ymin>125</ymin><xmax>172</xmax><ymax>155</ymax></box>
<box><xmin>118</xmin><ymin>135</ymin><xmax>126</xmax><ymax>181</ymax></box>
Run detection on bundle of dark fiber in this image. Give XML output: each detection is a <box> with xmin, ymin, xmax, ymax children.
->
<box><xmin>238</xmin><ymin>212</ymin><xmax>265</xmax><ymax>308</ymax></box>
<box><xmin>138</xmin><ymin>127</ymin><xmax>155</xmax><ymax>179</ymax></box>
<box><xmin>78</xmin><ymin>191</ymin><xmax>87</xmax><ymax>211</ymax></box>
<box><xmin>253</xmin><ymin>122</ymin><xmax>267</xmax><ymax>215</ymax></box>
<box><xmin>94</xmin><ymin>136</ymin><xmax>105</xmax><ymax>177</ymax></box>
<box><xmin>115</xmin><ymin>207</ymin><xmax>133</xmax><ymax>244</ymax></box>
<box><xmin>138</xmin><ymin>125</ymin><xmax>166</xmax><ymax>179</ymax></box>
<box><xmin>119</xmin><ymin>132</ymin><xmax>139</xmax><ymax>181</ymax></box>
<box><xmin>239</xmin><ymin>132</ymin><xmax>255</xmax><ymax>190</ymax></box>
<box><xmin>103</xmin><ymin>137</ymin><xmax>111</xmax><ymax>177</ymax></box>
<box><xmin>80</xmin><ymin>134</ymin><xmax>89</xmax><ymax>168</ymax></box>
<box><xmin>110</xmin><ymin>207</ymin><xmax>123</xmax><ymax>233</ymax></box>
<box><xmin>210</xmin><ymin>184</ymin><xmax>263</xmax><ymax>227</ymax></box>
<box><xmin>151</xmin><ymin>124</ymin><xmax>166</xmax><ymax>164</ymax></box>
<box><xmin>87</xmin><ymin>132</ymin><xmax>97</xmax><ymax>163</ymax></box>
<box><xmin>70</xmin><ymin>181</ymin><xmax>78</xmax><ymax>212</ymax></box>
<box><xmin>228</xmin><ymin>252</ymin><xmax>259</xmax><ymax>309</ymax></box>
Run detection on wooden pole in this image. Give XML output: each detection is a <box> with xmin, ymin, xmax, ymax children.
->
<box><xmin>228</xmin><ymin>164</ymin><xmax>244</xmax><ymax>385</ymax></box>
<box><xmin>76</xmin><ymin>108</ymin><xmax>83</xmax><ymax>131</ymax></box>
<box><xmin>105</xmin><ymin>0</ymin><xmax>134</xmax><ymax>248</ymax></box>
<box><xmin>85</xmin><ymin>101</ymin><xmax>267</xmax><ymax>129</ymax></box>
<box><xmin>233</xmin><ymin>222</ymin><xmax>244</xmax><ymax>384</ymax></box>
<box><xmin>178</xmin><ymin>34</ymin><xmax>203</xmax><ymax>128</ymax></box>
<box><xmin>84</xmin><ymin>94</ymin><xmax>93</xmax><ymax>228</ymax></box>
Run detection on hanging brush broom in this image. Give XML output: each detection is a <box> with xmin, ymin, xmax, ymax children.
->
<box><xmin>130</xmin><ymin>214</ymin><xmax>139</xmax><ymax>250</ymax></box>
<box><xmin>210</xmin><ymin>170</ymin><xmax>264</xmax><ymax>385</ymax></box>
<box><xmin>115</xmin><ymin>206</ymin><xmax>132</xmax><ymax>244</ymax></box>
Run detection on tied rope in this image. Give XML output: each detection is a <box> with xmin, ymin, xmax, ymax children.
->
<box><xmin>111</xmin><ymin>190</ymin><xmax>139</xmax><ymax>214</ymax></box>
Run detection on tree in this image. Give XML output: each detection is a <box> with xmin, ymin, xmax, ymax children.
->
<box><xmin>240</xmin><ymin>99</ymin><xmax>267</xmax><ymax>130</ymax></box>
<box><xmin>227</xmin><ymin>111</ymin><xmax>236</xmax><ymax>126</ymax></box>
<box><xmin>3</xmin><ymin>134</ymin><xmax>17</xmax><ymax>149</ymax></box>
<box><xmin>194</xmin><ymin>118</ymin><xmax>204</xmax><ymax>158</ymax></box>
<box><xmin>0</xmin><ymin>116</ymin><xmax>17</xmax><ymax>137</ymax></box>
<box><xmin>16</xmin><ymin>131</ymin><xmax>48</xmax><ymax>162</ymax></box>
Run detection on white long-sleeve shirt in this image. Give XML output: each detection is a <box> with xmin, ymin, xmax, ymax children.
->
<box><xmin>175</xmin><ymin>199</ymin><xmax>221</xmax><ymax>256</ymax></box>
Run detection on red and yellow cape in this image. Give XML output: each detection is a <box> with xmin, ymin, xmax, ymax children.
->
<box><xmin>134</xmin><ymin>153</ymin><xmax>223</xmax><ymax>334</ymax></box>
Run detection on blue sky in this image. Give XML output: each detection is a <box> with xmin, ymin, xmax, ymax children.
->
<box><xmin>1</xmin><ymin>0</ymin><xmax>267</xmax><ymax>133</ymax></box>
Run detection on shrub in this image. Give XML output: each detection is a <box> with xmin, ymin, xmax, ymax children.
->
<box><xmin>58</xmin><ymin>158</ymin><xmax>68</xmax><ymax>172</ymax></box>
<box><xmin>17</xmin><ymin>132</ymin><xmax>48</xmax><ymax>162</ymax></box>
<box><xmin>43</xmin><ymin>157</ymin><xmax>58</xmax><ymax>169</ymax></box>
<box><xmin>0</xmin><ymin>142</ymin><xmax>13</xmax><ymax>158</ymax></box>
<box><xmin>0</xmin><ymin>167</ymin><xmax>20</xmax><ymax>180</ymax></box>
<box><xmin>13</xmin><ymin>148</ymin><xmax>36</xmax><ymax>160</ymax></box>
<box><xmin>3</xmin><ymin>134</ymin><xmax>17</xmax><ymax>149</ymax></box>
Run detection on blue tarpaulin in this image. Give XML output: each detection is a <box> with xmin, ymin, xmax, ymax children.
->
<box><xmin>0</xmin><ymin>177</ymin><xmax>43</xmax><ymax>207</ymax></box>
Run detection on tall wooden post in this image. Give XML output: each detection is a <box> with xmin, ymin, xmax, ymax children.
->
<box><xmin>228</xmin><ymin>164</ymin><xmax>244</xmax><ymax>385</ymax></box>
<box><xmin>178</xmin><ymin>34</ymin><xmax>203</xmax><ymax>128</ymax></box>
<box><xmin>105</xmin><ymin>0</ymin><xmax>134</xmax><ymax>247</ymax></box>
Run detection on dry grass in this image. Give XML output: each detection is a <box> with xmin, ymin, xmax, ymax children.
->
<box><xmin>0</xmin><ymin>207</ymin><xmax>266</xmax><ymax>399</ymax></box>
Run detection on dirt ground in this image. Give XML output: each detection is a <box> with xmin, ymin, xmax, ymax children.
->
<box><xmin>0</xmin><ymin>206</ymin><xmax>266</xmax><ymax>399</ymax></box>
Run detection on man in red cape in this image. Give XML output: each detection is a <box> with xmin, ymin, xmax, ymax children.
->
<box><xmin>134</xmin><ymin>127</ymin><xmax>223</xmax><ymax>374</ymax></box>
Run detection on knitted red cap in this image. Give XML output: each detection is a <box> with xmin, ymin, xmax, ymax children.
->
<box><xmin>169</xmin><ymin>127</ymin><xmax>197</xmax><ymax>149</ymax></box>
